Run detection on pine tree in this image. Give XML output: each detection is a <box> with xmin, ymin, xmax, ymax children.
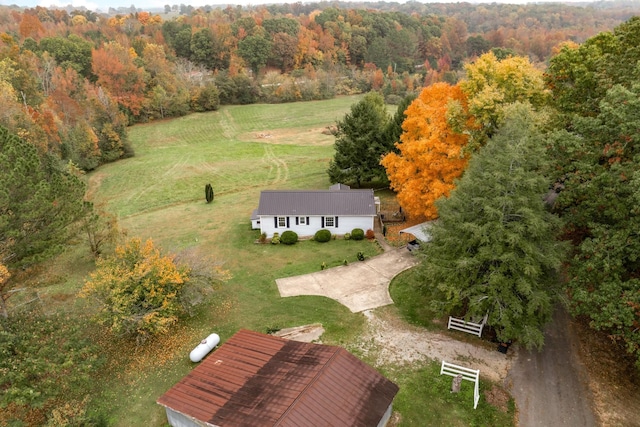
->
<box><xmin>327</xmin><ymin>92</ymin><xmax>390</xmax><ymax>187</ymax></box>
<box><xmin>0</xmin><ymin>125</ymin><xmax>86</xmax><ymax>267</ymax></box>
<box><xmin>420</xmin><ymin>104</ymin><xmax>567</xmax><ymax>349</ymax></box>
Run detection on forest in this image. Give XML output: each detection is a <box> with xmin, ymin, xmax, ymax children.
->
<box><xmin>1</xmin><ymin>1</ymin><xmax>640</xmax><ymax>425</ymax></box>
<box><xmin>1</xmin><ymin>1</ymin><xmax>639</xmax><ymax>171</ymax></box>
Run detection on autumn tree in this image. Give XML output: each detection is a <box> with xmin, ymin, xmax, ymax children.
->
<box><xmin>381</xmin><ymin>83</ymin><xmax>473</xmax><ymax>219</ymax></box>
<box><xmin>327</xmin><ymin>91</ymin><xmax>391</xmax><ymax>187</ymax></box>
<box><xmin>460</xmin><ymin>51</ymin><xmax>548</xmax><ymax>148</ymax></box>
<box><xmin>80</xmin><ymin>238</ymin><xmax>228</xmax><ymax>342</ymax></box>
<box><xmin>80</xmin><ymin>238</ymin><xmax>191</xmax><ymax>343</ymax></box>
<box><xmin>419</xmin><ymin>104</ymin><xmax>567</xmax><ymax>349</ymax></box>
<box><xmin>92</xmin><ymin>41</ymin><xmax>146</xmax><ymax>117</ymax></box>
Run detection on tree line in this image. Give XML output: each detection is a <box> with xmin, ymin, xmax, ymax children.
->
<box><xmin>329</xmin><ymin>17</ymin><xmax>640</xmax><ymax>366</ymax></box>
<box><xmin>1</xmin><ymin>1</ymin><xmax>638</xmax><ymax>173</ymax></box>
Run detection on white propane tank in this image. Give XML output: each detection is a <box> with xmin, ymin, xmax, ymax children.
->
<box><xmin>189</xmin><ymin>333</ymin><xmax>220</xmax><ymax>362</ymax></box>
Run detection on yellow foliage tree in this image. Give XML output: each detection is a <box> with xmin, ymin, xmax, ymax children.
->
<box><xmin>80</xmin><ymin>238</ymin><xmax>190</xmax><ymax>343</ymax></box>
<box><xmin>381</xmin><ymin>82</ymin><xmax>473</xmax><ymax>219</ymax></box>
<box><xmin>460</xmin><ymin>51</ymin><xmax>548</xmax><ymax>148</ymax></box>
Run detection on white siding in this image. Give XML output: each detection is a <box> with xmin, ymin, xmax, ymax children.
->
<box><xmin>377</xmin><ymin>404</ymin><xmax>394</xmax><ymax>427</ymax></box>
<box><xmin>251</xmin><ymin>218</ymin><xmax>260</xmax><ymax>230</ymax></box>
<box><xmin>165</xmin><ymin>408</ymin><xmax>207</xmax><ymax>427</ymax></box>
<box><xmin>259</xmin><ymin>215</ymin><xmax>375</xmax><ymax>238</ymax></box>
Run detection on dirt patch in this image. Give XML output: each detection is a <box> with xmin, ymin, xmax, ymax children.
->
<box><xmin>573</xmin><ymin>316</ymin><xmax>640</xmax><ymax>427</ymax></box>
<box><xmin>237</xmin><ymin>128</ymin><xmax>335</xmax><ymax>146</ymax></box>
<box><xmin>354</xmin><ymin>310</ymin><xmax>514</xmax><ymax>383</ymax></box>
<box><xmin>484</xmin><ymin>384</ymin><xmax>511</xmax><ymax>413</ymax></box>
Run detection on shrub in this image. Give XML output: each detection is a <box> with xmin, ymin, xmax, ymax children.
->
<box><xmin>357</xmin><ymin>251</ymin><xmax>365</xmax><ymax>261</ymax></box>
<box><xmin>280</xmin><ymin>231</ymin><xmax>298</xmax><ymax>245</ymax></box>
<box><xmin>314</xmin><ymin>229</ymin><xmax>332</xmax><ymax>243</ymax></box>
<box><xmin>344</xmin><ymin>232</ymin><xmax>351</xmax><ymax>240</ymax></box>
<box><xmin>271</xmin><ymin>232</ymin><xmax>280</xmax><ymax>245</ymax></box>
<box><xmin>259</xmin><ymin>232</ymin><xmax>267</xmax><ymax>243</ymax></box>
<box><xmin>366</xmin><ymin>229</ymin><xmax>376</xmax><ymax>239</ymax></box>
<box><xmin>351</xmin><ymin>228</ymin><xmax>365</xmax><ymax>240</ymax></box>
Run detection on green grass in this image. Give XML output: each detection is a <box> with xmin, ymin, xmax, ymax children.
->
<box><xmin>389</xmin><ymin>267</ymin><xmax>443</xmax><ymax>329</ymax></box>
<box><xmin>25</xmin><ymin>96</ymin><xmax>514</xmax><ymax>426</ymax></box>
<box><xmin>384</xmin><ymin>361</ymin><xmax>514</xmax><ymax>427</ymax></box>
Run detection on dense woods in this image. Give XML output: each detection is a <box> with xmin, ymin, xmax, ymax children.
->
<box><xmin>0</xmin><ymin>1</ymin><xmax>638</xmax><ymax>172</ymax></box>
<box><xmin>2</xmin><ymin>1</ymin><xmax>640</xmax><ymax>425</ymax></box>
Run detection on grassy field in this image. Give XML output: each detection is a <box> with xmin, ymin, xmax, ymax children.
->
<box><xmin>42</xmin><ymin>96</ymin><xmax>514</xmax><ymax>426</ymax></box>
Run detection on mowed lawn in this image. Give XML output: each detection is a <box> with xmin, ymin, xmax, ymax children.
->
<box><xmin>88</xmin><ymin>96</ymin><xmax>382</xmax><ymax>425</ymax></box>
<box><xmin>84</xmin><ymin>96</ymin><xmax>513</xmax><ymax>426</ymax></box>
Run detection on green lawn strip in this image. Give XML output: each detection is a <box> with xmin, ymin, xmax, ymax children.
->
<box><xmin>389</xmin><ymin>267</ymin><xmax>444</xmax><ymax>330</ymax></box>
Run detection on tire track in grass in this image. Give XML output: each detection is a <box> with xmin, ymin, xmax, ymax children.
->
<box><xmin>219</xmin><ymin>109</ymin><xmax>239</xmax><ymax>139</ymax></box>
<box><xmin>261</xmin><ymin>145</ymin><xmax>289</xmax><ymax>186</ymax></box>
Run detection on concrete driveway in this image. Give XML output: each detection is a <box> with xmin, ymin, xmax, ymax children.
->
<box><xmin>276</xmin><ymin>249</ymin><xmax>419</xmax><ymax>312</ymax></box>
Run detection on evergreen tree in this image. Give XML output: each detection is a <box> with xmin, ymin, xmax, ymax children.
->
<box><xmin>420</xmin><ymin>104</ymin><xmax>567</xmax><ymax>349</ymax></box>
<box><xmin>0</xmin><ymin>126</ymin><xmax>86</xmax><ymax>267</ymax></box>
<box><xmin>327</xmin><ymin>92</ymin><xmax>390</xmax><ymax>187</ymax></box>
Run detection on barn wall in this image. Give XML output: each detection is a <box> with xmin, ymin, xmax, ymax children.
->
<box><xmin>165</xmin><ymin>408</ymin><xmax>206</xmax><ymax>427</ymax></box>
<box><xmin>377</xmin><ymin>404</ymin><xmax>394</xmax><ymax>427</ymax></box>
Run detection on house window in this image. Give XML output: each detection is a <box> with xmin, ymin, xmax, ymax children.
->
<box><xmin>299</xmin><ymin>217</ymin><xmax>306</xmax><ymax>225</ymax></box>
<box><xmin>325</xmin><ymin>216</ymin><xmax>335</xmax><ymax>227</ymax></box>
<box><xmin>278</xmin><ymin>217</ymin><xmax>286</xmax><ymax>227</ymax></box>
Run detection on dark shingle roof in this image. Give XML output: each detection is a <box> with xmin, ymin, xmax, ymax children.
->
<box><xmin>157</xmin><ymin>329</ymin><xmax>399</xmax><ymax>427</ymax></box>
<box><xmin>256</xmin><ymin>190</ymin><xmax>376</xmax><ymax>216</ymax></box>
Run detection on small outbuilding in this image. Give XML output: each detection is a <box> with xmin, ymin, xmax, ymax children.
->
<box><xmin>157</xmin><ymin>329</ymin><xmax>399</xmax><ymax>427</ymax></box>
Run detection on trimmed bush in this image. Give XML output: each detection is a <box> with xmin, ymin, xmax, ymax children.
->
<box><xmin>271</xmin><ymin>232</ymin><xmax>280</xmax><ymax>245</ymax></box>
<box><xmin>366</xmin><ymin>229</ymin><xmax>376</xmax><ymax>239</ymax></box>
<box><xmin>351</xmin><ymin>228</ymin><xmax>365</xmax><ymax>240</ymax></box>
<box><xmin>280</xmin><ymin>231</ymin><xmax>298</xmax><ymax>245</ymax></box>
<box><xmin>344</xmin><ymin>233</ymin><xmax>351</xmax><ymax>240</ymax></box>
<box><xmin>314</xmin><ymin>229</ymin><xmax>332</xmax><ymax>243</ymax></box>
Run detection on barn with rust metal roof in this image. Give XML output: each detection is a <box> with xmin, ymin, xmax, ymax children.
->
<box><xmin>157</xmin><ymin>329</ymin><xmax>399</xmax><ymax>427</ymax></box>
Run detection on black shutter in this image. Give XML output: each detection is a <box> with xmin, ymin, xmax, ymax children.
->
<box><xmin>274</xmin><ymin>217</ymin><xmax>278</xmax><ymax>228</ymax></box>
<box><xmin>321</xmin><ymin>217</ymin><xmax>324</xmax><ymax>228</ymax></box>
<box><xmin>335</xmin><ymin>216</ymin><xmax>338</xmax><ymax>227</ymax></box>
<box><xmin>286</xmin><ymin>217</ymin><xmax>290</xmax><ymax>228</ymax></box>
<box><xmin>295</xmin><ymin>217</ymin><xmax>299</xmax><ymax>225</ymax></box>
<box><xmin>306</xmin><ymin>217</ymin><xmax>309</xmax><ymax>225</ymax></box>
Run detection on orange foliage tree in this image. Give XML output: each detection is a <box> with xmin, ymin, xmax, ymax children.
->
<box><xmin>92</xmin><ymin>41</ymin><xmax>146</xmax><ymax>116</ymax></box>
<box><xmin>381</xmin><ymin>82</ymin><xmax>473</xmax><ymax>219</ymax></box>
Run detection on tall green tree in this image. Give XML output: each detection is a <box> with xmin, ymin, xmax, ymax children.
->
<box><xmin>327</xmin><ymin>92</ymin><xmax>390</xmax><ymax>187</ymax></box>
<box><xmin>237</xmin><ymin>34</ymin><xmax>271</xmax><ymax>75</ymax></box>
<box><xmin>549</xmin><ymin>84</ymin><xmax>640</xmax><ymax>365</ymax></box>
<box><xmin>419</xmin><ymin>104</ymin><xmax>567</xmax><ymax>349</ymax></box>
<box><xmin>0</xmin><ymin>125</ymin><xmax>86</xmax><ymax>268</ymax></box>
<box><xmin>382</xmin><ymin>93</ymin><xmax>416</xmax><ymax>154</ymax></box>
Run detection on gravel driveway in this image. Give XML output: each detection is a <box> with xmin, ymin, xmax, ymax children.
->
<box><xmin>275</xmin><ymin>249</ymin><xmax>419</xmax><ymax>312</ymax></box>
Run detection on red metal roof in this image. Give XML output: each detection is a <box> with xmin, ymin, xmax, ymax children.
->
<box><xmin>157</xmin><ymin>329</ymin><xmax>399</xmax><ymax>427</ymax></box>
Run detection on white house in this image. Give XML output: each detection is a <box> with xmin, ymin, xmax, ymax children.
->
<box><xmin>251</xmin><ymin>185</ymin><xmax>378</xmax><ymax>238</ymax></box>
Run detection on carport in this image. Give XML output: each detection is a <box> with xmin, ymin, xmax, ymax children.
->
<box><xmin>398</xmin><ymin>221</ymin><xmax>435</xmax><ymax>242</ymax></box>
